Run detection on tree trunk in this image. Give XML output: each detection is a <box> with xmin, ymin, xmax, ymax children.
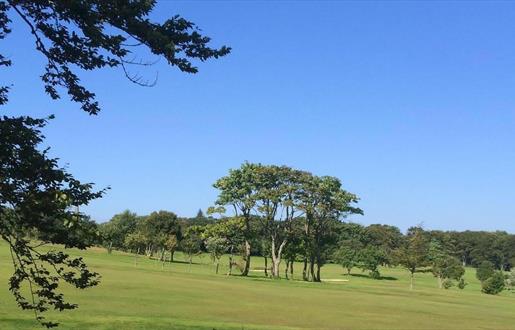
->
<box><xmin>437</xmin><ymin>276</ymin><xmax>442</xmax><ymax>289</ymax></box>
<box><xmin>314</xmin><ymin>250</ymin><xmax>322</xmax><ymax>282</ymax></box>
<box><xmin>170</xmin><ymin>250</ymin><xmax>175</xmax><ymax>263</ymax></box>
<box><xmin>290</xmin><ymin>259</ymin><xmax>294</xmax><ymax>280</ymax></box>
<box><xmin>145</xmin><ymin>244</ymin><xmax>153</xmax><ymax>258</ymax></box>
<box><xmin>215</xmin><ymin>260</ymin><xmax>220</xmax><ymax>274</ymax></box>
<box><xmin>302</xmin><ymin>258</ymin><xmax>308</xmax><ymax>281</ymax></box>
<box><xmin>285</xmin><ymin>261</ymin><xmax>289</xmax><ymax>279</ymax></box>
<box><xmin>241</xmin><ymin>240</ymin><xmax>251</xmax><ymax>276</ymax></box>
<box><xmin>270</xmin><ymin>238</ymin><xmax>287</xmax><ymax>278</ymax></box>
<box><xmin>264</xmin><ymin>256</ymin><xmax>268</xmax><ymax>277</ymax></box>
<box><xmin>315</xmin><ymin>263</ymin><xmax>321</xmax><ymax>282</ymax></box>
<box><xmin>410</xmin><ymin>271</ymin><xmax>414</xmax><ymax>290</ymax></box>
<box><xmin>134</xmin><ymin>247</ymin><xmax>140</xmax><ymax>266</ymax></box>
<box><xmin>107</xmin><ymin>241</ymin><xmax>113</xmax><ymax>254</ymax></box>
<box><xmin>309</xmin><ymin>256</ymin><xmax>315</xmax><ymax>282</ymax></box>
<box><xmin>228</xmin><ymin>246</ymin><xmax>234</xmax><ymax>276</ymax></box>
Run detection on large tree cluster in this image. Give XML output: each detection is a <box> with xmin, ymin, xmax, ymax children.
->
<box><xmin>210</xmin><ymin>162</ymin><xmax>363</xmax><ymax>281</ymax></box>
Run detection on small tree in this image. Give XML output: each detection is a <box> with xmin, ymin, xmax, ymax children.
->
<box><xmin>164</xmin><ymin>236</ymin><xmax>179</xmax><ymax>263</ymax></box>
<box><xmin>203</xmin><ymin>217</ymin><xmax>245</xmax><ymax>276</ymax></box>
<box><xmin>432</xmin><ymin>256</ymin><xmax>465</xmax><ymax>289</ymax></box>
<box><xmin>476</xmin><ymin>261</ymin><xmax>495</xmax><ymax>282</ymax></box>
<box><xmin>482</xmin><ymin>271</ymin><xmax>505</xmax><ymax>295</ymax></box>
<box><xmin>359</xmin><ymin>245</ymin><xmax>386</xmax><ymax>279</ymax></box>
<box><xmin>505</xmin><ymin>270</ymin><xmax>515</xmax><ymax>290</ymax></box>
<box><xmin>125</xmin><ymin>231</ymin><xmax>146</xmax><ymax>254</ymax></box>
<box><xmin>205</xmin><ymin>237</ymin><xmax>228</xmax><ymax>274</ymax></box>
<box><xmin>395</xmin><ymin>226</ymin><xmax>429</xmax><ymax>290</ymax></box>
<box><xmin>181</xmin><ymin>226</ymin><xmax>203</xmax><ymax>266</ymax></box>
<box><xmin>334</xmin><ymin>243</ymin><xmax>360</xmax><ymax>275</ymax></box>
<box><xmin>124</xmin><ymin>231</ymin><xmax>146</xmax><ymax>266</ymax></box>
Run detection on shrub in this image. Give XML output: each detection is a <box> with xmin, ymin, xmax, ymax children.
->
<box><xmin>482</xmin><ymin>272</ymin><xmax>505</xmax><ymax>295</ymax></box>
<box><xmin>458</xmin><ymin>278</ymin><xmax>467</xmax><ymax>290</ymax></box>
<box><xmin>369</xmin><ymin>270</ymin><xmax>381</xmax><ymax>279</ymax></box>
<box><xmin>442</xmin><ymin>279</ymin><xmax>454</xmax><ymax>289</ymax></box>
<box><xmin>505</xmin><ymin>270</ymin><xmax>515</xmax><ymax>290</ymax></box>
<box><xmin>476</xmin><ymin>261</ymin><xmax>495</xmax><ymax>282</ymax></box>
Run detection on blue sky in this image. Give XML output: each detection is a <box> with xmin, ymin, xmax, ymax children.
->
<box><xmin>2</xmin><ymin>1</ymin><xmax>515</xmax><ymax>231</ymax></box>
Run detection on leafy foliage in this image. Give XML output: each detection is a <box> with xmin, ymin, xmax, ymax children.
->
<box><xmin>359</xmin><ymin>245</ymin><xmax>387</xmax><ymax>279</ymax></box>
<box><xmin>1</xmin><ymin>0</ymin><xmax>230</xmax><ymax>114</ymax></box>
<box><xmin>395</xmin><ymin>226</ymin><xmax>430</xmax><ymax>289</ymax></box>
<box><xmin>1</xmin><ymin>2</ymin><xmax>230</xmax><ymax>327</ymax></box>
<box><xmin>181</xmin><ymin>226</ymin><xmax>203</xmax><ymax>264</ymax></box>
<box><xmin>0</xmin><ymin>116</ymin><xmax>104</xmax><ymax>327</ymax></box>
<box><xmin>476</xmin><ymin>261</ymin><xmax>495</xmax><ymax>283</ymax></box>
<box><xmin>481</xmin><ymin>271</ymin><xmax>505</xmax><ymax>295</ymax></box>
<box><xmin>431</xmin><ymin>255</ymin><xmax>465</xmax><ymax>289</ymax></box>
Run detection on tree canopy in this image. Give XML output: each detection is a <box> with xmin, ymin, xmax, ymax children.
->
<box><xmin>0</xmin><ymin>0</ymin><xmax>230</xmax><ymax>114</ymax></box>
<box><xmin>1</xmin><ymin>1</ymin><xmax>229</xmax><ymax>327</ymax></box>
<box><xmin>0</xmin><ymin>116</ymin><xmax>105</xmax><ymax>327</ymax></box>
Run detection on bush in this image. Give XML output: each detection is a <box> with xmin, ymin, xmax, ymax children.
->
<box><xmin>442</xmin><ymin>279</ymin><xmax>454</xmax><ymax>289</ymax></box>
<box><xmin>482</xmin><ymin>272</ymin><xmax>505</xmax><ymax>295</ymax></box>
<box><xmin>476</xmin><ymin>261</ymin><xmax>495</xmax><ymax>282</ymax></box>
<box><xmin>369</xmin><ymin>270</ymin><xmax>381</xmax><ymax>279</ymax></box>
<box><xmin>458</xmin><ymin>278</ymin><xmax>467</xmax><ymax>290</ymax></box>
<box><xmin>505</xmin><ymin>271</ymin><xmax>515</xmax><ymax>290</ymax></box>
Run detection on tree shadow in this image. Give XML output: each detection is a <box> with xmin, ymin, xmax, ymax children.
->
<box><xmin>173</xmin><ymin>260</ymin><xmax>199</xmax><ymax>265</ymax></box>
<box><xmin>346</xmin><ymin>273</ymin><xmax>398</xmax><ymax>281</ymax></box>
<box><xmin>147</xmin><ymin>257</ymin><xmax>199</xmax><ymax>265</ymax></box>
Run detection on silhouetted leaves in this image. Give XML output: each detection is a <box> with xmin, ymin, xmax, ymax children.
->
<box><xmin>0</xmin><ymin>116</ymin><xmax>104</xmax><ymax>327</ymax></box>
<box><xmin>2</xmin><ymin>0</ymin><xmax>230</xmax><ymax>114</ymax></box>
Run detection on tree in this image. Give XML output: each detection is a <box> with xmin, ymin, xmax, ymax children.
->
<box><xmin>211</xmin><ymin>162</ymin><xmax>260</xmax><ymax>276</ymax></box>
<box><xmin>1</xmin><ymin>1</ymin><xmax>229</xmax><ymax>325</ymax></box>
<box><xmin>99</xmin><ymin>210</ymin><xmax>138</xmax><ymax>253</ymax></box>
<box><xmin>253</xmin><ymin>165</ymin><xmax>302</xmax><ymax>279</ymax></box>
<box><xmin>181</xmin><ymin>226</ymin><xmax>203</xmax><ymax>265</ymax></box>
<box><xmin>124</xmin><ymin>230</ymin><xmax>146</xmax><ymax>266</ymax></box>
<box><xmin>431</xmin><ymin>255</ymin><xmax>465</xmax><ymax>289</ymax></box>
<box><xmin>124</xmin><ymin>231</ymin><xmax>147</xmax><ymax>255</ymax></box>
<box><xmin>282</xmin><ymin>219</ymin><xmax>304</xmax><ymax>280</ymax></box>
<box><xmin>297</xmin><ymin>174</ymin><xmax>362</xmax><ymax>282</ymax></box>
<box><xmin>139</xmin><ymin>211</ymin><xmax>181</xmax><ymax>259</ymax></box>
<box><xmin>0</xmin><ymin>116</ymin><xmax>104</xmax><ymax>328</ymax></box>
<box><xmin>476</xmin><ymin>261</ymin><xmax>495</xmax><ymax>283</ymax></box>
<box><xmin>334</xmin><ymin>239</ymin><xmax>362</xmax><ymax>275</ymax></box>
<box><xmin>164</xmin><ymin>235</ymin><xmax>179</xmax><ymax>263</ymax></box>
<box><xmin>481</xmin><ymin>271</ymin><xmax>505</xmax><ymax>295</ymax></box>
<box><xmin>395</xmin><ymin>226</ymin><xmax>429</xmax><ymax>290</ymax></box>
<box><xmin>362</xmin><ymin>224</ymin><xmax>403</xmax><ymax>266</ymax></box>
<box><xmin>195</xmin><ymin>209</ymin><xmax>205</xmax><ymax>219</ymax></box>
<box><xmin>0</xmin><ymin>0</ymin><xmax>230</xmax><ymax>114</ymax></box>
<box><xmin>203</xmin><ymin>217</ymin><xmax>245</xmax><ymax>275</ymax></box>
<box><xmin>359</xmin><ymin>245</ymin><xmax>387</xmax><ymax>279</ymax></box>
<box><xmin>505</xmin><ymin>270</ymin><xmax>515</xmax><ymax>291</ymax></box>
<box><xmin>204</xmin><ymin>236</ymin><xmax>228</xmax><ymax>274</ymax></box>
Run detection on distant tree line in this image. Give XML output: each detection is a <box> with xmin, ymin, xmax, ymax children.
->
<box><xmin>89</xmin><ymin>163</ymin><xmax>515</xmax><ymax>295</ymax></box>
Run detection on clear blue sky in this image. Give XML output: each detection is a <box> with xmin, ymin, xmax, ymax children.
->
<box><xmin>2</xmin><ymin>1</ymin><xmax>515</xmax><ymax>232</ymax></box>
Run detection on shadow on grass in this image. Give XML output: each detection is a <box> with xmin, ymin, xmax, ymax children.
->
<box><xmin>146</xmin><ymin>257</ymin><xmax>200</xmax><ymax>265</ymax></box>
<box><xmin>346</xmin><ymin>273</ymin><xmax>398</xmax><ymax>281</ymax></box>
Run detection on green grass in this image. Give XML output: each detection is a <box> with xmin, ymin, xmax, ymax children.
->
<box><xmin>1</xmin><ymin>241</ymin><xmax>514</xmax><ymax>329</ymax></box>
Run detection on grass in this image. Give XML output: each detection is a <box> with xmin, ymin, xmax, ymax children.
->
<box><xmin>1</xmin><ymin>241</ymin><xmax>514</xmax><ymax>329</ymax></box>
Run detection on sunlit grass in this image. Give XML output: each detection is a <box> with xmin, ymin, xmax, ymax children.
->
<box><xmin>0</xmin><ymin>241</ymin><xmax>513</xmax><ymax>329</ymax></box>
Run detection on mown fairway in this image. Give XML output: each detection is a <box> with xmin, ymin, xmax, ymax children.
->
<box><xmin>1</xmin><ymin>241</ymin><xmax>514</xmax><ymax>330</ymax></box>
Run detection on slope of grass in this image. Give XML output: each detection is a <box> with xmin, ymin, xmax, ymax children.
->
<box><xmin>0</xmin><ymin>241</ymin><xmax>514</xmax><ymax>329</ymax></box>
